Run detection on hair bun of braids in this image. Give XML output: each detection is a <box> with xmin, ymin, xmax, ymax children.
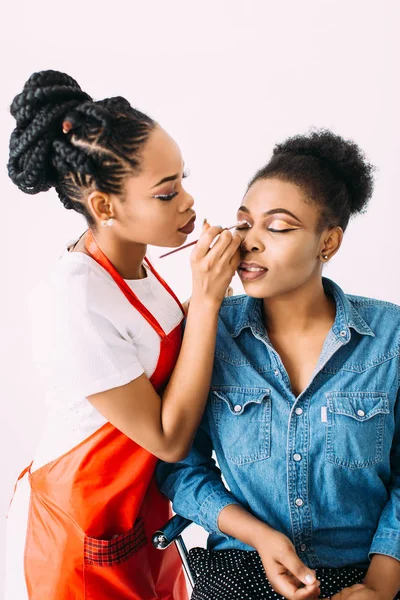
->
<box><xmin>272</xmin><ymin>129</ymin><xmax>375</xmax><ymax>217</ymax></box>
<box><xmin>8</xmin><ymin>70</ymin><xmax>92</xmax><ymax>195</ymax></box>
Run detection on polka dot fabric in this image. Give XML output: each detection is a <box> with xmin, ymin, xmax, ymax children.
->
<box><xmin>188</xmin><ymin>548</ymin><xmax>400</xmax><ymax>600</ymax></box>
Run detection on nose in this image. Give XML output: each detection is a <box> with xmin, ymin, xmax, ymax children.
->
<box><xmin>180</xmin><ymin>190</ymin><xmax>194</xmax><ymax>213</ymax></box>
<box><xmin>240</xmin><ymin>226</ymin><xmax>265</xmax><ymax>254</ymax></box>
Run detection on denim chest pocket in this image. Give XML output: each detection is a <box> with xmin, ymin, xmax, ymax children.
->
<box><xmin>325</xmin><ymin>391</ymin><xmax>389</xmax><ymax>469</ymax></box>
<box><xmin>211</xmin><ymin>387</ymin><xmax>271</xmax><ymax>465</ymax></box>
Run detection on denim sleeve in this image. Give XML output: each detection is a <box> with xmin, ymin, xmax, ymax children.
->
<box><xmin>156</xmin><ymin>412</ymin><xmax>241</xmax><ymax>535</ymax></box>
<box><xmin>369</xmin><ymin>386</ymin><xmax>400</xmax><ymax>561</ymax></box>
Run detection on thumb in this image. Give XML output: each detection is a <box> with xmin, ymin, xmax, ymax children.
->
<box><xmin>282</xmin><ymin>552</ymin><xmax>317</xmax><ymax>587</ymax></box>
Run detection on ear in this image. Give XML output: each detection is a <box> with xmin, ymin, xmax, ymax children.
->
<box><xmin>87</xmin><ymin>191</ymin><xmax>114</xmax><ymax>224</ymax></box>
<box><xmin>319</xmin><ymin>226</ymin><xmax>343</xmax><ymax>263</ymax></box>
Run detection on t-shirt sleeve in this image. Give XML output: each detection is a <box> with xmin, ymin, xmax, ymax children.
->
<box><xmin>30</xmin><ymin>280</ymin><xmax>145</xmax><ymax>399</ymax></box>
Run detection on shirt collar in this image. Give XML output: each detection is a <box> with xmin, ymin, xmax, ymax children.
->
<box><xmin>231</xmin><ymin>278</ymin><xmax>375</xmax><ymax>340</ymax></box>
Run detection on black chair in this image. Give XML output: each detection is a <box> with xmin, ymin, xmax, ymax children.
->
<box><xmin>152</xmin><ymin>514</ymin><xmax>196</xmax><ymax>589</ymax></box>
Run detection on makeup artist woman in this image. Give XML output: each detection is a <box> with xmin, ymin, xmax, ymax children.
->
<box><xmin>5</xmin><ymin>70</ymin><xmax>240</xmax><ymax>600</ymax></box>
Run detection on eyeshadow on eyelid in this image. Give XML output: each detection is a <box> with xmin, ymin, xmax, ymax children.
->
<box><xmin>270</xmin><ymin>219</ymin><xmax>300</xmax><ymax>229</ymax></box>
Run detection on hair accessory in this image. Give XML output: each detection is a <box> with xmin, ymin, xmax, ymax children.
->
<box><xmin>62</xmin><ymin>120</ymin><xmax>73</xmax><ymax>134</ymax></box>
<box><xmin>159</xmin><ymin>220</ymin><xmax>250</xmax><ymax>259</ymax></box>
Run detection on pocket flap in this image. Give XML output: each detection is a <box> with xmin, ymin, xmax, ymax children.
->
<box><xmin>326</xmin><ymin>392</ymin><xmax>389</xmax><ymax>422</ymax></box>
<box><xmin>211</xmin><ymin>387</ymin><xmax>270</xmax><ymax>415</ymax></box>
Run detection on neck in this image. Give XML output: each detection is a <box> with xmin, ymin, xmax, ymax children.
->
<box><xmin>262</xmin><ymin>275</ymin><xmax>336</xmax><ymax>335</ymax></box>
<box><xmin>89</xmin><ymin>228</ymin><xmax>147</xmax><ymax>280</ymax></box>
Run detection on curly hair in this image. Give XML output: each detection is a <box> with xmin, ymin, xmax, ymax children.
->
<box><xmin>8</xmin><ymin>70</ymin><xmax>155</xmax><ymax>225</ymax></box>
<box><xmin>248</xmin><ymin>129</ymin><xmax>375</xmax><ymax>231</ymax></box>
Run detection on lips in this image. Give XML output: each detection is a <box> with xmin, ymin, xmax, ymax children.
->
<box><xmin>178</xmin><ymin>215</ymin><xmax>196</xmax><ymax>235</ymax></box>
<box><xmin>238</xmin><ymin>261</ymin><xmax>268</xmax><ymax>282</ymax></box>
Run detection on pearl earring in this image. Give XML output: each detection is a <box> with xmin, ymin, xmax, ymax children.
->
<box><xmin>323</xmin><ymin>254</ymin><xmax>329</xmax><ymax>260</ymax></box>
<box><xmin>101</xmin><ymin>218</ymin><xmax>114</xmax><ymax>227</ymax></box>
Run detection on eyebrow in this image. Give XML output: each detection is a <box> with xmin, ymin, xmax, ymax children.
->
<box><xmin>238</xmin><ymin>206</ymin><xmax>301</xmax><ymax>222</ymax></box>
<box><xmin>151</xmin><ymin>174</ymin><xmax>179</xmax><ymax>188</ymax></box>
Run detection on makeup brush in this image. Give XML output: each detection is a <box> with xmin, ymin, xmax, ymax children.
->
<box><xmin>159</xmin><ymin>220</ymin><xmax>249</xmax><ymax>259</ymax></box>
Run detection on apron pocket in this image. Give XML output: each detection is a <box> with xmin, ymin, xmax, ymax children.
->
<box><xmin>84</xmin><ymin>517</ymin><xmax>146</xmax><ymax>566</ymax></box>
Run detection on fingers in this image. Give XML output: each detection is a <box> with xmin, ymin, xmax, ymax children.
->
<box><xmin>273</xmin><ymin>574</ymin><xmax>320</xmax><ymax>600</ymax></box>
<box><xmin>268</xmin><ymin>558</ymin><xmax>320</xmax><ymax>600</ymax></box>
<box><xmin>283</xmin><ymin>553</ymin><xmax>317</xmax><ymax>588</ymax></box>
<box><xmin>206</xmin><ymin>229</ymin><xmax>241</xmax><ymax>264</ymax></box>
<box><xmin>192</xmin><ymin>225</ymin><xmax>224</xmax><ymax>260</ymax></box>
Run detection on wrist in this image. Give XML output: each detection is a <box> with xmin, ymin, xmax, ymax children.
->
<box><xmin>251</xmin><ymin>523</ymin><xmax>276</xmax><ymax>551</ymax></box>
<box><xmin>189</xmin><ymin>293</ymin><xmax>221</xmax><ymax>312</ymax></box>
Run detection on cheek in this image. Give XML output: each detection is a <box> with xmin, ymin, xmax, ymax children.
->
<box><xmin>269</xmin><ymin>235</ymin><xmax>318</xmax><ymax>269</ymax></box>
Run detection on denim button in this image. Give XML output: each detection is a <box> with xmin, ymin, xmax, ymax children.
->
<box><xmin>357</xmin><ymin>409</ymin><xmax>365</xmax><ymax>417</ymax></box>
<box><xmin>300</xmin><ymin>543</ymin><xmax>307</xmax><ymax>552</ymax></box>
<box><xmin>234</xmin><ymin>405</ymin><xmax>242</xmax><ymax>413</ymax></box>
<box><xmin>274</xmin><ymin>369</ymin><xmax>279</xmax><ymax>376</ymax></box>
<box><xmin>295</xmin><ymin>498</ymin><xmax>304</xmax><ymax>507</ymax></box>
<box><xmin>339</xmin><ymin>330</ymin><xmax>347</xmax><ymax>337</ymax></box>
<box><xmin>295</xmin><ymin>408</ymin><xmax>303</xmax><ymax>416</ymax></box>
<box><xmin>293</xmin><ymin>453</ymin><xmax>302</xmax><ymax>462</ymax></box>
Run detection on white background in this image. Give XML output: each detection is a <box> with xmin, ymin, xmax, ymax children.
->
<box><xmin>1</xmin><ymin>0</ymin><xmax>399</xmax><ymax>596</ymax></box>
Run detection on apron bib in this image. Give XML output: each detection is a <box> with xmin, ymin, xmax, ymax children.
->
<box><xmin>15</xmin><ymin>231</ymin><xmax>188</xmax><ymax>599</ymax></box>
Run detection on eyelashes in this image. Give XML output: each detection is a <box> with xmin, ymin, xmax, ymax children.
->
<box><xmin>153</xmin><ymin>191</ymin><xmax>179</xmax><ymax>201</ymax></box>
<box><xmin>235</xmin><ymin>219</ymin><xmax>252</xmax><ymax>230</ymax></box>
<box><xmin>153</xmin><ymin>169</ymin><xmax>190</xmax><ymax>201</ymax></box>
<box><xmin>268</xmin><ymin>227</ymin><xmax>297</xmax><ymax>233</ymax></box>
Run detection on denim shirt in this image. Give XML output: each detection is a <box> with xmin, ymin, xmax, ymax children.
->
<box><xmin>157</xmin><ymin>279</ymin><xmax>400</xmax><ymax>569</ymax></box>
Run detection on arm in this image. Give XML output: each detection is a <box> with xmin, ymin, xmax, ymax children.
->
<box><xmin>367</xmin><ymin>389</ymin><xmax>400</xmax><ymax>565</ymax></box>
<box><xmin>331</xmin><ymin>389</ymin><xmax>400</xmax><ymax>600</ymax></box>
<box><xmin>363</xmin><ymin>555</ymin><xmax>400</xmax><ymax>600</ymax></box>
<box><xmin>157</xmin><ymin>419</ymin><xmax>319</xmax><ymax>600</ymax></box>
<box><xmin>88</xmin><ymin>226</ymin><xmax>241</xmax><ymax>461</ymax></box>
<box><xmin>362</xmin><ymin>387</ymin><xmax>400</xmax><ymax>599</ymax></box>
<box><xmin>156</xmin><ymin>414</ymin><xmax>240</xmax><ymax>531</ymax></box>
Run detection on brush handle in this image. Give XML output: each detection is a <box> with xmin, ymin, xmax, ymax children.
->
<box><xmin>159</xmin><ymin>224</ymin><xmax>238</xmax><ymax>259</ymax></box>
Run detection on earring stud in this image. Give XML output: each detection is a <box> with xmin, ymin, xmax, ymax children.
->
<box><xmin>323</xmin><ymin>254</ymin><xmax>329</xmax><ymax>260</ymax></box>
<box><xmin>101</xmin><ymin>218</ymin><xmax>114</xmax><ymax>227</ymax></box>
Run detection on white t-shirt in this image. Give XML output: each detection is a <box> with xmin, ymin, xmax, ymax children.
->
<box><xmin>30</xmin><ymin>250</ymin><xmax>183</xmax><ymax>471</ymax></box>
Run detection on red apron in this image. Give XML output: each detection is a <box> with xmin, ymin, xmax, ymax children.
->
<box><xmin>18</xmin><ymin>231</ymin><xmax>188</xmax><ymax>599</ymax></box>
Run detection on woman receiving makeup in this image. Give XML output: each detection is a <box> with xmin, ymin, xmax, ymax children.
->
<box><xmin>158</xmin><ymin>130</ymin><xmax>400</xmax><ymax>600</ymax></box>
<box><xmin>5</xmin><ymin>70</ymin><xmax>241</xmax><ymax>600</ymax></box>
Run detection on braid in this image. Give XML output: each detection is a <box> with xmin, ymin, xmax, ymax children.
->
<box><xmin>8</xmin><ymin>70</ymin><xmax>155</xmax><ymax>224</ymax></box>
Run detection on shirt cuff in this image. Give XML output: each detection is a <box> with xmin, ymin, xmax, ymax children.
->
<box><xmin>196</xmin><ymin>489</ymin><xmax>241</xmax><ymax>535</ymax></box>
<box><xmin>369</xmin><ymin>529</ymin><xmax>400</xmax><ymax>562</ymax></box>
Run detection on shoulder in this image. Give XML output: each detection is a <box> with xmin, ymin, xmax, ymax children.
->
<box><xmin>347</xmin><ymin>293</ymin><xmax>400</xmax><ymax>347</ymax></box>
<box><xmin>31</xmin><ymin>252</ymin><xmax>122</xmax><ymax>327</ymax></box>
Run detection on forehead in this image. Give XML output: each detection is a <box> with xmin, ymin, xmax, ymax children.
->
<box><xmin>241</xmin><ymin>178</ymin><xmax>318</xmax><ymax>222</ymax></box>
<box><xmin>139</xmin><ymin>126</ymin><xmax>183</xmax><ymax>180</ymax></box>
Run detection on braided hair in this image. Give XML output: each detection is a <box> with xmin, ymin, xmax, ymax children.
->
<box><xmin>248</xmin><ymin>129</ymin><xmax>375</xmax><ymax>232</ymax></box>
<box><xmin>8</xmin><ymin>70</ymin><xmax>155</xmax><ymax>225</ymax></box>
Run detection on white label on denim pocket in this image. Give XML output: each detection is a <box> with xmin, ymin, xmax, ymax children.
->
<box><xmin>321</xmin><ymin>406</ymin><xmax>328</xmax><ymax>423</ymax></box>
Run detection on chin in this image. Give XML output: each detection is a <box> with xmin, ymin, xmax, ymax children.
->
<box><xmin>150</xmin><ymin>233</ymin><xmax>188</xmax><ymax>249</ymax></box>
<box><xmin>241</xmin><ymin>278</ymin><xmax>287</xmax><ymax>300</ymax></box>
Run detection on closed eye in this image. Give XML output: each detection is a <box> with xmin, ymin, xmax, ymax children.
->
<box><xmin>268</xmin><ymin>227</ymin><xmax>297</xmax><ymax>233</ymax></box>
<box><xmin>267</xmin><ymin>219</ymin><xmax>301</xmax><ymax>233</ymax></box>
<box><xmin>235</xmin><ymin>219</ymin><xmax>252</xmax><ymax>230</ymax></box>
